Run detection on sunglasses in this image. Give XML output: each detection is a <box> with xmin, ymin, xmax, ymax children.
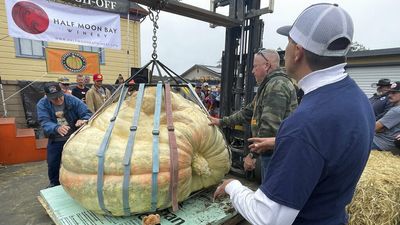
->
<box><xmin>257</xmin><ymin>48</ymin><xmax>269</xmax><ymax>63</ymax></box>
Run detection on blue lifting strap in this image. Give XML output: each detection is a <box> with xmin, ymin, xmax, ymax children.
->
<box><xmin>96</xmin><ymin>85</ymin><xmax>128</xmax><ymax>215</ymax></box>
<box><xmin>151</xmin><ymin>82</ymin><xmax>162</xmax><ymax>211</ymax></box>
<box><xmin>122</xmin><ymin>83</ymin><xmax>145</xmax><ymax>216</ymax></box>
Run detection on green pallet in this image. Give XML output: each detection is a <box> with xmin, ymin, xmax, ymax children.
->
<box><xmin>39</xmin><ymin>186</ymin><xmax>239</xmax><ymax>225</ymax></box>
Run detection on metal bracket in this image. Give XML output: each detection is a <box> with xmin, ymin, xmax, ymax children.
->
<box><xmin>245</xmin><ymin>7</ymin><xmax>273</xmax><ymax>19</ymax></box>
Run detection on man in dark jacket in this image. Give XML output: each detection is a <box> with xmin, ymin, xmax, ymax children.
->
<box><xmin>37</xmin><ymin>82</ymin><xmax>92</xmax><ymax>188</ymax></box>
<box><xmin>369</xmin><ymin>78</ymin><xmax>393</xmax><ymax>120</ymax></box>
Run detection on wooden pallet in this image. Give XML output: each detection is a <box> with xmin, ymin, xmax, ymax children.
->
<box><xmin>38</xmin><ymin>186</ymin><xmax>241</xmax><ymax>225</ymax></box>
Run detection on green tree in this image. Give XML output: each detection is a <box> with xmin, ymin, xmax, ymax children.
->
<box><xmin>350</xmin><ymin>42</ymin><xmax>368</xmax><ymax>52</ymax></box>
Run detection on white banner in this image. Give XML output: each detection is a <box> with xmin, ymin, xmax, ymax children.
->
<box><xmin>5</xmin><ymin>0</ymin><xmax>121</xmax><ymax>49</ymax></box>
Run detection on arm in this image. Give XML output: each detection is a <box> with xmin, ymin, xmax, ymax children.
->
<box><xmin>248</xmin><ymin>137</ymin><xmax>276</xmax><ymax>154</ymax></box>
<box><xmin>220</xmin><ymin>98</ymin><xmax>255</xmax><ymax>126</ymax></box>
<box><xmin>214</xmin><ymin>180</ymin><xmax>299</xmax><ymax>225</ymax></box>
<box><xmin>375</xmin><ymin>121</ymin><xmax>384</xmax><ymax>132</ymax></box>
<box><xmin>376</xmin><ymin>107</ymin><xmax>400</xmax><ymax>132</ymax></box>
<box><xmin>243</xmin><ymin>137</ymin><xmax>276</xmax><ymax>171</ymax></box>
<box><xmin>36</xmin><ymin>99</ymin><xmax>59</xmax><ymax>135</ymax></box>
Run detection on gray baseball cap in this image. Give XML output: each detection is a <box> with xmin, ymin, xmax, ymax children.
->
<box><xmin>277</xmin><ymin>3</ymin><xmax>354</xmax><ymax>57</ymax></box>
<box><xmin>44</xmin><ymin>82</ymin><xmax>63</xmax><ymax>100</ymax></box>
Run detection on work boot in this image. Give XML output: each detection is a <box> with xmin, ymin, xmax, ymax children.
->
<box><xmin>46</xmin><ymin>182</ymin><xmax>60</xmax><ymax>189</ymax></box>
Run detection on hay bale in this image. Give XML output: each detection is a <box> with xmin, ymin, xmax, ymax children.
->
<box><xmin>347</xmin><ymin>150</ymin><xmax>400</xmax><ymax>225</ymax></box>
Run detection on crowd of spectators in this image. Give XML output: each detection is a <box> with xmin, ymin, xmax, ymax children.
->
<box><xmin>194</xmin><ymin>82</ymin><xmax>221</xmax><ymax>117</ymax></box>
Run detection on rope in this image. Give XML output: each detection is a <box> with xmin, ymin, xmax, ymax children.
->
<box><xmin>0</xmin><ymin>35</ymin><xmax>9</xmax><ymax>41</ymax></box>
<box><xmin>2</xmin><ymin>72</ymin><xmax>50</xmax><ymax>103</ymax></box>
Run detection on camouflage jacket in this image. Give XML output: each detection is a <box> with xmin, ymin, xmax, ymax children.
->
<box><xmin>221</xmin><ymin>69</ymin><xmax>298</xmax><ymax>138</ymax></box>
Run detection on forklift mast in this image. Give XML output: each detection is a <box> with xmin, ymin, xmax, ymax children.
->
<box><xmin>218</xmin><ymin>0</ymin><xmax>269</xmax><ymax>179</ymax></box>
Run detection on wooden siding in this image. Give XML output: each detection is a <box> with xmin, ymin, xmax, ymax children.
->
<box><xmin>347</xmin><ymin>65</ymin><xmax>400</xmax><ymax>97</ymax></box>
<box><xmin>0</xmin><ymin>0</ymin><xmax>141</xmax><ymax>84</ymax></box>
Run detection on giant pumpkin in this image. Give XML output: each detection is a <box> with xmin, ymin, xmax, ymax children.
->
<box><xmin>60</xmin><ymin>86</ymin><xmax>231</xmax><ymax>216</ymax></box>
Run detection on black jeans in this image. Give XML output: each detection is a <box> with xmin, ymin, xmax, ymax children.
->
<box><xmin>47</xmin><ymin>140</ymin><xmax>66</xmax><ymax>185</ymax></box>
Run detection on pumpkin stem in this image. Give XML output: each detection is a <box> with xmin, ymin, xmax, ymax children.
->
<box><xmin>192</xmin><ymin>153</ymin><xmax>211</xmax><ymax>176</ymax></box>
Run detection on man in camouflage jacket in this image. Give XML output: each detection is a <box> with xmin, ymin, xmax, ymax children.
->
<box><xmin>209</xmin><ymin>49</ymin><xmax>298</xmax><ymax>181</ymax></box>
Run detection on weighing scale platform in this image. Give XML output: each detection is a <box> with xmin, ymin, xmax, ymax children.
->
<box><xmin>38</xmin><ymin>185</ymin><xmax>242</xmax><ymax>225</ymax></box>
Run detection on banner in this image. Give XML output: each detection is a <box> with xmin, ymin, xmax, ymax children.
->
<box><xmin>5</xmin><ymin>0</ymin><xmax>121</xmax><ymax>49</ymax></box>
<box><xmin>46</xmin><ymin>48</ymin><xmax>100</xmax><ymax>74</ymax></box>
<box><xmin>52</xmin><ymin>0</ymin><xmax>129</xmax><ymax>14</ymax></box>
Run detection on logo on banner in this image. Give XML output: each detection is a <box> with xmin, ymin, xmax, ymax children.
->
<box><xmin>6</xmin><ymin>0</ymin><xmax>121</xmax><ymax>49</ymax></box>
<box><xmin>12</xmin><ymin>1</ymin><xmax>49</xmax><ymax>34</ymax></box>
<box><xmin>61</xmin><ymin>52</ymin><xmax>87</xmax><ymax>73</ymax></box>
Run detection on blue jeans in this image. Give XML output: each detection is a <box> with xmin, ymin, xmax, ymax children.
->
<box><xmin>261</xmin><ymin>154</ymin><xmax>272</xmax><ymax>183</ymax></box>
<box><xmin>47</xmin><ymin>140</ymin><xmax>66</xmax><ymax>185</ymax></box>
<box><xmin>371</xmin><ymin>141</ymin><xmax>381</xmax><ymax>151</ymax></box>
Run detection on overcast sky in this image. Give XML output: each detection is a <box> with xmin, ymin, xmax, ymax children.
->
<box><xmin>140</xmin><ymin>0</ymin><xmax>400</xmax><ymax>74</ymax></box>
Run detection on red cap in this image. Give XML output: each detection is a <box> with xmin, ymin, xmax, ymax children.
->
<box><xmin>129</xmin><ymin>79</ymin><xmax>135</xmax><ymax>84</ymax></box>
<box><xmin>93</xmin><ymin>73</ymin><xmax>103</xmax><ymax>81</ymax></box>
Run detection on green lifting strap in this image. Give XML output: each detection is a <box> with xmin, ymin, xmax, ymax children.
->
<box><xmin>96</xmin><ymin>85</ymin><xmax>128</xmax><ymax>215</ymax></box>
<box><xmin>122</xmin><ymin>83</ymin><xmax>145</xmax><ymax>216</ymax></box>
<box><xmin>151</xmin><ymin>82</ymin><xmax>163</xmax><ymax>211</ymax></box>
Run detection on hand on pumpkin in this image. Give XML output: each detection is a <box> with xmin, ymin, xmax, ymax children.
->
<box><xmin>57</xmin><ymin>125</ymin><xmax>70</xmax><ymax>136</ymax></box>
<box><xmin>243</xmin><ymin>153</ymin><xmax>256</xmax><ymax>171</ymax></box>
<box><xmin>248</xmin><ymin>137</ymin><xmax>275</xmax><ymax>154</ymax></box>
<box><xmin>213</xmin><ymin>179</ymin><xmax>235</xmax><ymax>201</ymax></box>
<box><xmin>208</xmin><ymin>116</ymin><xmax>221</xmax><ymax>126</ymax></box>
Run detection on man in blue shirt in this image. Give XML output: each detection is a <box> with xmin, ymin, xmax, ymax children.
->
<box><xmin>373</xmin><ymin>81</ymin><xmax>400</xmax><ymax>153</ymax></box>
<box><xmin>369</xmin><ymin>78</ymin><xmax>393</xmax><ymax>120</ymax></box>
<box><xmin>214</xmin><ymin>4</ymin><xmax>375</xmax><ymax>225</ymax></box>
<box><xmin>37</xmin><ymin>82</ymin><xmax>92</xmax><ymax>188</ymax></box>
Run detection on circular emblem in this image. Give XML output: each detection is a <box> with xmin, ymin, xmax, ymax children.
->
<box><xmin>61</xmin><ymin>52</ymin><xmax>87</xmax><ymax>73</ymax></box>
<box><xmin>12</xmin><ymin>1</ymin><xmax>49</xmax><ymax>34</ymax></box>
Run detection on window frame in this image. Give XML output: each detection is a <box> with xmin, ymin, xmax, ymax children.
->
<box><xmin>14</xmin><ymin>38</ymin><xmax>47</xmax><ymax>59</ymax></box>
<box><xmin>79</xmin><ymin>46</ymin><xmax>105</xmax><ymax>65</ymax></box>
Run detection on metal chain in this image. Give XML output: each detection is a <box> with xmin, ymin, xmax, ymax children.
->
<box><xmin>148</xmin><ymin>7</ymin><xmax>160</xmax><ymax>60</ymax></box>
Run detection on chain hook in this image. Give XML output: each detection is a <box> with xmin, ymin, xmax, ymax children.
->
<box><xmin>148</xmin><ymin>6</ymin><xmax>161</xmax><ymax>60</ymax></box>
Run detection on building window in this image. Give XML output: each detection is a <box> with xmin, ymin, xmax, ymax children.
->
<box><xmin>14</xmin><ymin>38</ymin><xmax>46</xmax><ymax>59</ymax></box>
<box><xmin>80</xmin><ymin>46</ymin><xmax>105</xmax><ymax>64</ymax></box>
